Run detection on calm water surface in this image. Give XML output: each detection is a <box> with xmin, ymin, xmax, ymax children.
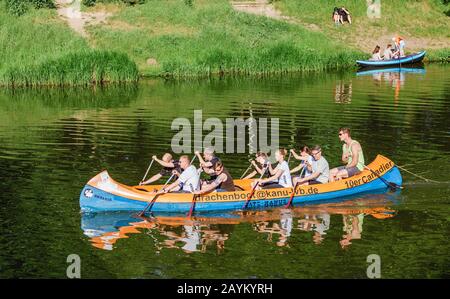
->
<box><xmin>0</xmin><ymin>65</ymin><xmax>449</xmax><ymax>278</ymax></box>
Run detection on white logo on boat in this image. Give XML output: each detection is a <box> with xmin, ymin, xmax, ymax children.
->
<box><xmin>84</xmin><ymin>189</ymin><xmax>93</xmax><ymax>198</ymax></box>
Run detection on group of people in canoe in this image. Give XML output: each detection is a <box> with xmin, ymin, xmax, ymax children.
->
<box><xmin>370</xmin><ymin>37</ymin><xmax>406</xmax><ymax>61</ymax></box>
<box><xmin>139</xmin><ymin>127</ymin><xmax>365</xmax><ymax>196</ymax></box>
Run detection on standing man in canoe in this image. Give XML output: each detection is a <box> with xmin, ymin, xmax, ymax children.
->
<box><xmin>195</xmin><ymin>148</ymin><xmax>220</xmax><ymax>184</ymax></box>
<box><xmin>193</xmin><ymin>160</ymin><xmax>236</xmax><ymax>194</ymax></box>
<box><xmin>140</xmin><ymin>153</ymin><xmax>181</xmax><ymax>185</ymax></box>
<box><xmin>329</xmin><ymin>127</ymin><xmax>365</xmax><ymax>182</ymax></box>
<box><xmin>156</xmin><ymin>155</ymin><xmax>200</xmax><ymax>194</ymax></box>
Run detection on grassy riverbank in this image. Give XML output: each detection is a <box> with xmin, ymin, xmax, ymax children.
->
<box><xmin>0</xmin><ymin>6</ymin><xmax>138</xmax><ymax>86</ymax></box>
<box><xmin>1</xmin><ymin>0</ymin><xmax>448</xmax><ymax>85</ymax></box>
<box><xmin>273</xmin><ymin>0</ymin><xmax>450</xmax><ymax>62</ymax></box>
<box><xmin>86</xmin><ymin>0</ymin><xmax>363</xmax><ymax>77</ymax></box>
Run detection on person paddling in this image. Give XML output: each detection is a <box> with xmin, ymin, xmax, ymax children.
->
<box><xmin>289</xmin><ymin>146</ymin><xmax>313</xmax><ymax>178</ymax></box>
<box><xmin>254</xmin><ymin>149</ymin><xmax>293</xmax><ymax>189</ymax></box>
<box><xmin>193</xmin><ymin>160</ymin><xmax>235</xmax><ymax>194</ymax></box>
<box><xmin>195</xmin><ymin>148</ymin><xmax>220</xmax><ymax>184</ymax></box>
<box><xmin>294</xmin><ymin>145</ymin><xmax>330</xmax><ymax>185</ymax></box>
<box><xmin>155</xmin><ymin>155</ymin><xmax>200</xmax><ymax>194</ymax></box>
<box><xmin>140</xmin><ymin>153</ymin><xmax>181</xmax><ymax>185</ymax></box>
<box><xmin>244</xmin><ymin>152</ymin><xmax>270</xmax><ymax>179</ymax></box>
<box><xmin>329</xmin><ymin>127</ymin><xmax>365</xmax><ymax>182</ymax></box>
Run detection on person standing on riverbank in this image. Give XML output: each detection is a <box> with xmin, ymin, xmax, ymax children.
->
<box><xmin>329</xmin><ymin>128</ymin><xmax>365</xmax><ymax>182</ymax></box>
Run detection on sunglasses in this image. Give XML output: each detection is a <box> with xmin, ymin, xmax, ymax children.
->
<box><xmin>338</xmin><ymin>133</ymin><xmax>344</xmax><ymax>136</ymax></box>
<box><xmin>312</xmin><ymin>151</ymin><xmax>321</xmax><ymax>155</ymax></box>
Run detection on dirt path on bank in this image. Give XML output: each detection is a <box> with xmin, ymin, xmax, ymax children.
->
<box><xmin>55</xmin><ymin>0</ymin><xmax>111</xmax><ymax>37</ymax></box>
<box><xmin>230</xmin><ymin>0</ymin><xmax>321</xmax><ymax>31</ymax></box>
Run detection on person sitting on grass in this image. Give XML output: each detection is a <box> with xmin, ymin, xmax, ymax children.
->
<box><xmin>338</xmin><ymin>7</ymin><xmax>352</xmax><ymax>24</ymax></box>
<box><xmin>193</xmin><ymin>160</ymin><xmax>235</xmax><ymax>194</ymax></box>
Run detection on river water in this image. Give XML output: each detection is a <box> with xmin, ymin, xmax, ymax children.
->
<box><xmin>0</xmin><ymin>65</ymin><xmax>449</xmax><ymax>278</ymax></box>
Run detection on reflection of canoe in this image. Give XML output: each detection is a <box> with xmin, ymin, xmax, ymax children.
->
<box><xmin>356</xmin><ymin>67</ymin><xmax>426</xmax><ymax>76</ymax></box>
<box><xmin>81</xmin><ymin>193</ymin><xmax>399</xmax><ymax>250</ymax></box>
<box><xmin>80</xmin><ymin>155</ymin><xmax>402</xmax><ymax>213</ymax></box>
<box><xmin>356</xmin><ymin>51</ymin><xmax>426</xmax><ymax>67</ymax></box>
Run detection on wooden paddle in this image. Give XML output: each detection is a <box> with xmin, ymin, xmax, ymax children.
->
<box><xmin>285</xmin><ymin>163</ymin><xmax>307</xmax><ymax>208</ymax></box>
<box><xmin>242</xmin><ymin>165</ymin><xmax>269</xmax><ymax>209</ymax></box>
<box><xmin>138</xmin><ymin>173</ymin><xmax>175</xmax><ymax>216</ymax></box>
<box><xmin>364</xmin><ymin>165</ymin><xmax>403</xmax><ymax>191</ymax></box>
<box><xmin>240</xmin><ymin>159</ymin><xmax>253</xmax><ymax>179</ymax></box>
<box><xmin>140</xmin><ymin>157</ymin><xmax>155</xmax><ymax>184</ymax></box>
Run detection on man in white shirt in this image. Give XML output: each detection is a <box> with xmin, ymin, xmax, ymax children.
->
<box><xmin>156</xmin><ymin>155</ymin><xmax>200</xmax><ymax>194</ymax></box>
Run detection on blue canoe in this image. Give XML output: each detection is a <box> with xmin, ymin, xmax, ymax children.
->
<box><xmin>80</xmin><ymin>155</ymin><xmax>402</xmax><ymax>214</ymax></box>
<box><xmin>356</xmin><ymin>51</ymin><xmax>426</xmax><ymax>67</ymax></box>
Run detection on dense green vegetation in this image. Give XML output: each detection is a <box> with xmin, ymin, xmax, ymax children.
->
<box><xmin>0</xmin><ymin>0</ymin><xmax>448</xmax><ymax>85</ymax></box>
<box><xmin>86</xmin><ymin>0</ymin><xmax>363</xmax><ymax>77</ymax></box>
<box><xmin>0</xmin><ymin>4</ymin><xmax>138</xmax><ymax>86</ymax></box>
<box><xmin>274</xmin><ymin>0</ymin><xmax>450</xmax><ymax>62</ymax></box>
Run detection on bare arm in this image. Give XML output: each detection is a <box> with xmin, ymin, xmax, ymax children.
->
<box><xmin>290</xmin><ymin>149</ymin><xmax>302</xmax><ymax>160</ymax></box>
<box><xmin>260</xmin><ymin>168</ymin><xmax>283</xmax><ymax>184</ymax></box>
<box><xmin>197</xmin><ymin>173</ymin><xmax>226</xmax><ymax>194</ymax></box>
<box><xmin>155</xmin><ymin>158</ymin><xmax>175</xmax><ymax>168</ymax></box>
<box><xmin>244</xmin><ymin>170</ymin><xmax>257</xmax><ymax>179</ymax></box>
<box><xmin>299</xmin><ymin>171</ymin><xmax>320</xmax><ymax>183</ymax></box>
<box><xmin>141</xmin><ymin>173</ymin><xmax>162</xmax><ymax>185</ymax></box>
<box><xmin>290</xmin><ymin>163</ymin><xmax>305</xmax><ymax>174</ymax></box>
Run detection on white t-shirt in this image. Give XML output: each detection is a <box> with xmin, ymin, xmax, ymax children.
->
<box><xmin>277</xmin><ymin>161</ymin><xmax>293</xmax><ymax>188</ymax></box>
<box><xmin>178</xmin><ymin>165</ymin><xmax>200</xmax><ymax>192</ymax></box>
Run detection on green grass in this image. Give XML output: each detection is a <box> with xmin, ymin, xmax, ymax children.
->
<box><xmin>0</xmin><ymin>6</ymin><xmax>138</xmax><ymax>86</ymax></box>
<box><xmin>273</xmin><ymin>0</ymin><xmax>450</xmax><ymax>58</ymax></box>
<box><xmin>86</xmin><ymin>0</ymin><xmax>364</xmax><ymax>77</ymax></box>
<box><xmin>1</xmin><ymin>0</ymin><xmax>448</xmax><ymax>83</ymax></box>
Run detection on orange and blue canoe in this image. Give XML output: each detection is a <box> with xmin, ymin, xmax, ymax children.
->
<box><xmin>79</xmin><ymin>155</ymin><xmax>402</xmax><ymax>213</ymax></box>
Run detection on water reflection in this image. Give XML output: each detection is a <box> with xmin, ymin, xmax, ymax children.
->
<box><xmin>82</xmin><ymin>192</ymin><xmax>399</xmax><ymax>252</ymax></box>
<box><xmin>334</xmin><ymin>81</ymin><xmax>353</xmax><ymax>104</ymax></box>
<box><xmin>356</xmin><ymin>66</ymin><xmax>426</xmax><ymax>105</ymax></box>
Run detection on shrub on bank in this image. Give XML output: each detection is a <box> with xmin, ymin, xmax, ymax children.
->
<box><xmin>1</xmin><ymin>50</ymin><xmax>139</xmax><ymax>86</ymax></box>
<box><xmin>5</xmin><ymin>0</ymin><xmax>54</xmax><ymax>16</ymax></box>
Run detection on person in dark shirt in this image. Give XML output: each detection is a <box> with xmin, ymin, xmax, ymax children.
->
<box><xmin>194</xmin><ymin>160</ymin><xmax>235</xmax><ymax>194</ymax></box>
<box><xmin>195</xmin><ymin>148</ymin><xmax>220</xmax><ymax>184</ymax></box>
<box><xmin>140</xmin><ymin>153</ymin><xmax>181</xmax><ymax>185</ymax></box>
